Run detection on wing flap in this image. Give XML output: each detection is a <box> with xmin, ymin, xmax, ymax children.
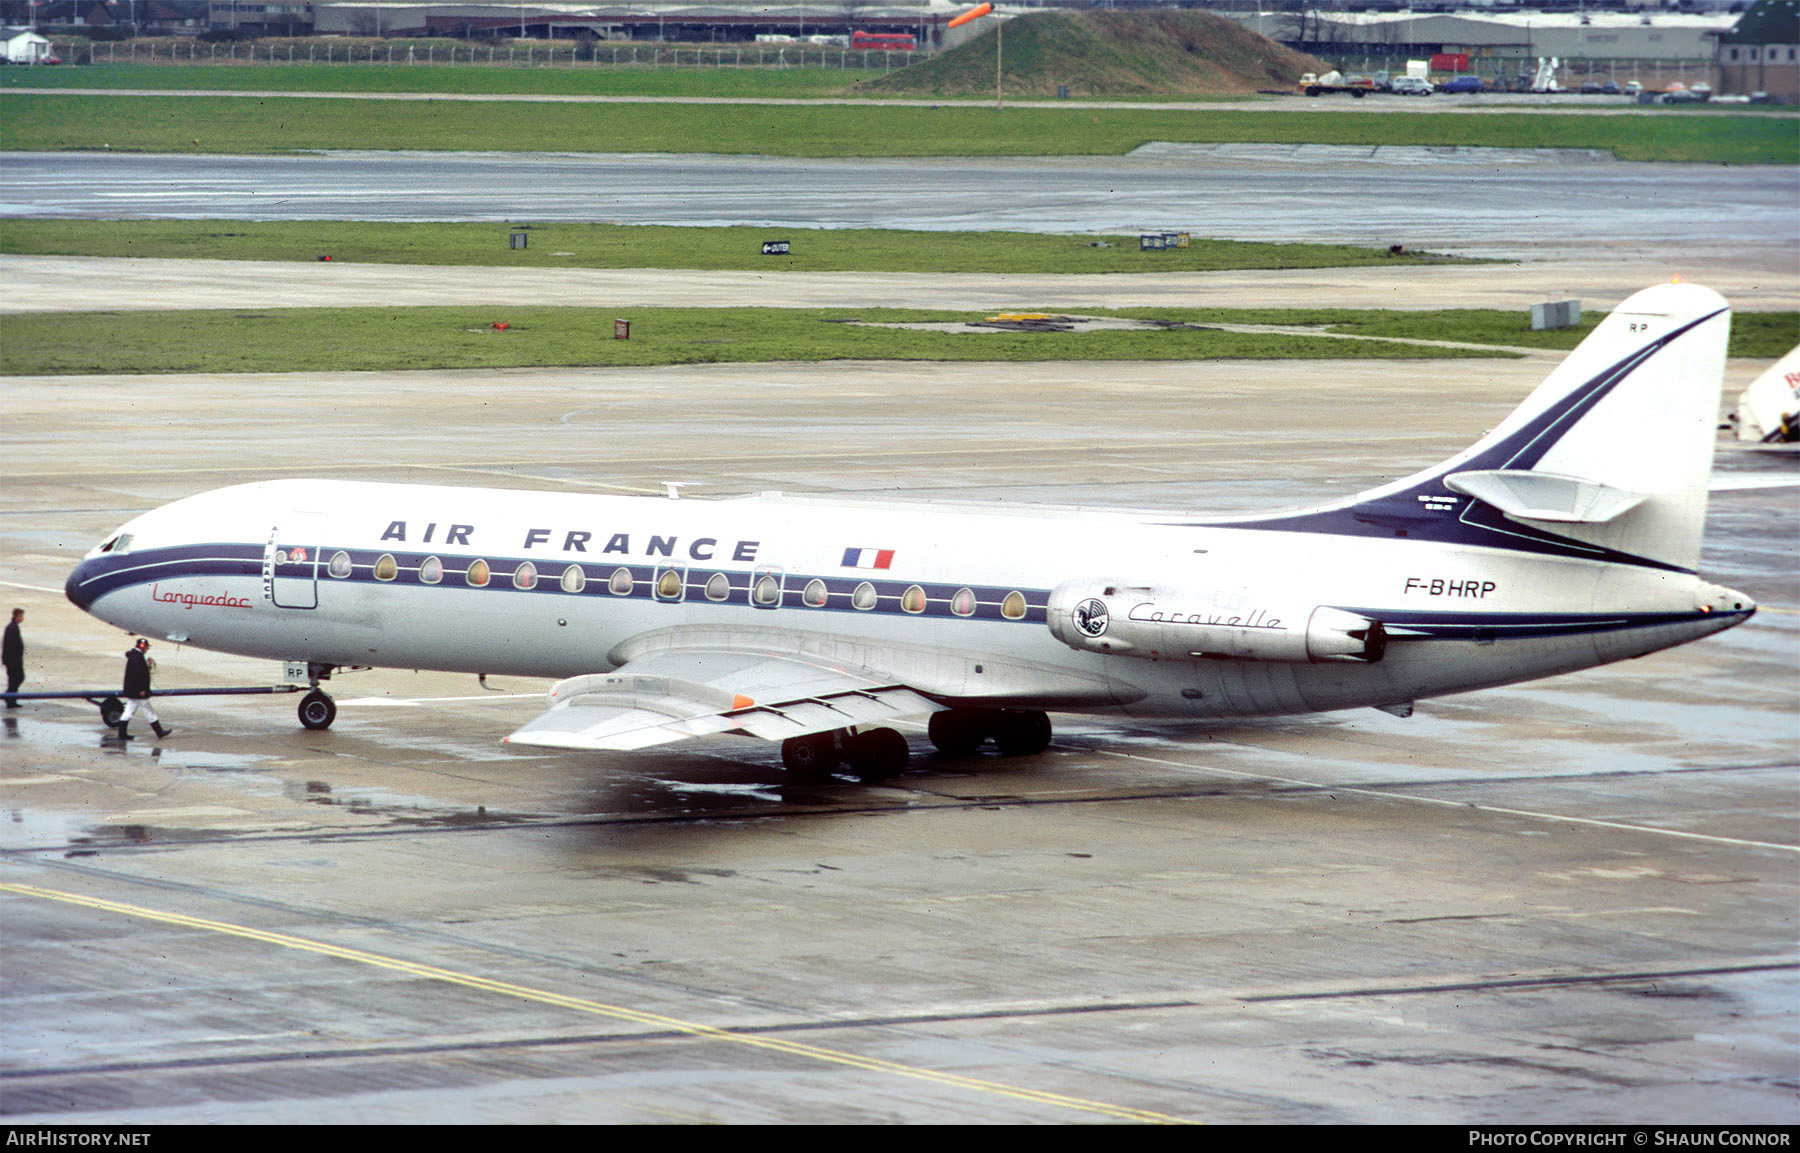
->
<box><xmin>503</xmin><ymin>649</ymin><xmax>942</xmax><ymax>753</ymax></box>
<box><xmin>727</xmin><ymin>687</ymin><xmax>942</xmax><ymax>740</ymax></box>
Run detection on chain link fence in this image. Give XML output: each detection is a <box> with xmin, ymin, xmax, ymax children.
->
<box><xmin>38</xmin><ymin>37</ymin><xmax>922</xmax><ymax>71</ymax></box>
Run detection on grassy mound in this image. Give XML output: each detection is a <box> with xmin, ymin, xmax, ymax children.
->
<box><xmin>862</xmin><ymin>10</ymin><xmax>1324</xmax><ymax>98</ymax></box>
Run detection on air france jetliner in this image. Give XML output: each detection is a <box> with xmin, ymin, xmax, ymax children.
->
<box><xmin>64</xmin><ymin>283</ymin><xmax>1755</xmax><ymax>781</ymax></box>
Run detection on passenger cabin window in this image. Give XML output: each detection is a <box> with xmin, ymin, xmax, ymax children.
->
<box><xmin>951</xmin><ymin>588</ymin><xmax>976</xmax><ymax>617</ymax></box>
<box><xmin>1001</xmin><ymin>591</ymin><xmax>1027</xmax><ymax>620</ymax></box>
<box><xmin>754</xmin><ymin>575</ymin><xmax>781</xmax><ymax>606</ymax></box>
<box><xmin>328</xmin><ymin>551</ymin><xmax>353</xmax><ymax>579</ymax></box>
<box><xmin>657</xmin><ymin>568</ymin><xmax>684</xmax><ymax>601</ymax></box>
<box><xmin>560</xmin><ymin>565</ymin><xmax>586</xmax><ymax>594</ymax></box>
<box><xmin>609</xmin><ymin>567</ymin><xmax>634</xmax><ymax>596</ymax></box>
<box><xmin>513</xmin><ymin>561</ymin><xmax>538</xmax><ymax>591</ymax></box>
<box><xmin>802</xmin><ymin>579</ymin><xmax>829</xmax><ymax>607</ymax></box>
<box><xmin>419</xmin><ymin>556</ymin><xmax>443</xmax><ymax>585</ymax></box>
<box><xmin>705</xmin><ymin>573</ymin><xmax>731</xmax><ymax>602</ymax></box>
<box><xmin>901</xmin><ymin>585</ymin><xmax>926</xmax><ymax>614</ymax></box>
<box><xmin>374</xmin><ymin>554</ymin><xmax>398</xmax><ymax>582</ymax></box>
<box><xmin>852</xmin><ymin>582</ymin><xmax>878</xmax><ymax>611</ymax></box>
<box><xmin>465</xmin><ymin>559</ymin><xmax>491</xmax><ymax>587</ymax></box>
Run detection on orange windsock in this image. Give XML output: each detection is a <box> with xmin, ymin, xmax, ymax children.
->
<box><xmin>948</xmin><ymin>2</ymin><xmax>992</xmax><ymax>28</ymax></box>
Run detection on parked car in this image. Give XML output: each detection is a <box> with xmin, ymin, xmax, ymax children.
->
<box><xmin>1438</xmin><ymin>75</ymin><xmax>1482</xmax><ymax>94</ymax></box>
<box><xmin>1389</xmin><ymin>75</ymin><xmax>1433</xmax><ymax>96</ymax></box>
<box><xmin>1579</xmin><ymin>81</ymin><xmax>1623</xmax><ymax>95</ymax></box>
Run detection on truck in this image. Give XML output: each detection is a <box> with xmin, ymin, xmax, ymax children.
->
<box><xmin>1298</xmin><ymin>71</ymin><xmax>1378</xmax><ymax>97</ymax></box>
<box><xmin>851</xmin><ymin>31</ymin><xmax>917</xmax><ymax>51</ymax></box>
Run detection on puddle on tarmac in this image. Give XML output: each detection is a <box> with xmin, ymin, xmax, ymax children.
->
<box><xmin>1</xmin><ymin>807</ymin><xmax>98</xmax><ymax>851</ymax></box>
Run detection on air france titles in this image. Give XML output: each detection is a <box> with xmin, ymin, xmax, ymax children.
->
<box><xmin>378</xmin><ymin>522</ymin><xmax>760</xmax><ymax>564</ymax></box>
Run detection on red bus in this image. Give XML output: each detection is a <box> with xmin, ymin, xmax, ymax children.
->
<box><xmin>851</xmin><ymin>31</ymin><xmax>917</xmax><ymax>51</ymax></box>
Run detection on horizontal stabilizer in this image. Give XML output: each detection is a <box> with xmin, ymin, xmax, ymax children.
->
<box><xmin>1444</xmin><ymin>469</ymin><xmax>1648</xmax><ymax>524</ymax></box>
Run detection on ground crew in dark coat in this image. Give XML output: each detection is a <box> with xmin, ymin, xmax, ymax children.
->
<box><xmin>118</xmin><ymin>638</ymin><xmax>170</xmax><ymax>740</ymax></box>
<box><xmin>3</xmin><ymin>608</ymin><xmax>22</xmax><ymax>705</ymax></box>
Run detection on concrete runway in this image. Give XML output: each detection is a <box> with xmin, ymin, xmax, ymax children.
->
<box><xmin>2</xmin><ymin>349</ymin><xmax>1796</xmax><ymax>1122</ymax></box>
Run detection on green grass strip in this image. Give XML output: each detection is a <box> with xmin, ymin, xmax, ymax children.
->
<box><xmin>0</xmin><ymin>219</ymin><xmax>1455</xmax><ymax>274</ymax></box>
<box><xmin>5</xmin><ymin>306</ymin><xmax>1790</xmax><ymax>376</ymax></box>
<box><xmin>5</xmin><ymin>92</ymin><xmax>1793</xmax><ymax>164</ymax></box>
<box><xmin>6</xmin><ymin>299</ymin><xmax>1786</xmax><ymax>375</ymax></box>
<box><xmin>0</xmin><ymin>306</ymin><xmax>1506</xmax><ymax>375</ymax></box>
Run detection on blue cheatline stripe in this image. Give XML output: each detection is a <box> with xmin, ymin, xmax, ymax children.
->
<box><xmin>67</xmin><ymin>545</ymin><xmax>1051</xmax><ymax>624</ymax></box>
<box><xmin>68</xmin><ymin>546</ymin><xmax>1745</xmax><ymax>645</ymax></box>
<box><xmin>1334</xmin><ymin>605</ymin><xmax>1750</xmax><ymax>641</ymax></box>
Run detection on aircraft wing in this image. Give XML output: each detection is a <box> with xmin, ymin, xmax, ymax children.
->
<box><xmin>502</xmin><ymin>646</ymin><xmax>944</xmax><ymax>752</ymax></box>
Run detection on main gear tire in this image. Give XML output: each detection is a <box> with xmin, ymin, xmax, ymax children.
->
<box><xmin>993</xmin><ymin>710</ymin><xmax>1052</xmax><ymax>757</ymax></box>
<box><xmin>845</xmin><ymin>727</ymin><xmax>909</xmax><ymax>783</ymax></box>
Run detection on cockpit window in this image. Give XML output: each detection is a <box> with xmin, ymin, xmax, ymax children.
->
<box><xmin>99</xmin><ymin>533</ymin><xmax>134</xmax><ymax>555</ymax></box>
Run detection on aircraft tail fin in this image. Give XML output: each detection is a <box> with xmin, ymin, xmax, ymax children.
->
<box><xmin>1438</xmin><ymin>281</ymin><xmax>1730</xmax><ymax>571</ymax></box>
<box><xmin>1227</xmin><ymin>282</ymin><xmax>1732</xmax><ymax>573</ymax></box>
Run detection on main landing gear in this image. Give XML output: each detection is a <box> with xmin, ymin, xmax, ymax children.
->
<box><xmin>781</xmin><ymin>726</ymin><xmax>909</xmax><ymax>784</ymax></box>
<box><xmin>779</xmin><ymin>708</ymin><xmax>1053</xmax><ymax>784</ymax></box>
<box><xmin>928</xmin><ymin>708</ymin><xmax>1052</xmax><ymax>759</ymax></box>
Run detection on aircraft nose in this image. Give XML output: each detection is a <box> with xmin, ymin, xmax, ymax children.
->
<box><xmin>65</xmin><ymin>557</ymin><xmax>103</xmax><ymax>612</ymax></box>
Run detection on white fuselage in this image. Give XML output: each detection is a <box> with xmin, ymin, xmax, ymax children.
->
<box><xmin>66</xmin><ymin>478</ymin><xmax>1750</xmax><ymax>722</ymax></box>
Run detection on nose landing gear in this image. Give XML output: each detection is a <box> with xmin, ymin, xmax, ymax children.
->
<box><xmin>298</xmin><ymin>689</ymin><xmax>337</xmax><ymax>731</ymax></box>
<box><xmin>295</xmin><ymin>661</ymin><xmax>339</xmax><ymax>730</ymax></box>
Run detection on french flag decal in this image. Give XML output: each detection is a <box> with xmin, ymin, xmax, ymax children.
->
<box><xmin>842</xmin><ymin>548</ymin><xmax>895</xmax><ymax>569</ymax></box>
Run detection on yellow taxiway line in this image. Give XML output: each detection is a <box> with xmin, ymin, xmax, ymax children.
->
<box><xmin>1</xmin><ymin>881</ymin><xmax>1193</xmax><ymax>1124</ymax></box>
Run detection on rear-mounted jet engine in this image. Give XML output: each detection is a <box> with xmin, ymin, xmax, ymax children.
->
<box><xmin>1046</xmin><ymin>580</ymin><xmax>1387</xmax><ymax>663</ymax></box>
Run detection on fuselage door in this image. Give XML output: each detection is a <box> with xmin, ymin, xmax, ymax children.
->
<box><xmin>266</xmin><ymin>512</ymin><xmax>323</xmax><ymax>609</ymax></box>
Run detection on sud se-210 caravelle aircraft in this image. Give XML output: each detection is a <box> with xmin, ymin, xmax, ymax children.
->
<box><xmin>62</xmin><ymin>282</ymin><xmax>1756</xmax><ymax>780</ymax></box>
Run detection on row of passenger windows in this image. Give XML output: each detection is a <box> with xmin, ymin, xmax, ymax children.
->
<box><xmin>318</xmin><ymin>551</ymin><xmax>1029</xmax><ymax>618</ymax></box>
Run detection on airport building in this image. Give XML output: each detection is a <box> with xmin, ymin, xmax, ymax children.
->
<box><xmin>1713</xmin><ymin>0</ymin><xmax>1798</xmax><ymax>98</ymax></box>
<box><xmin>1220</xmin><ymin>7</ymin><xmax>1741</xmax><ymax>88</ymax></box>
<box><xmin>299</xmin><ymin>2</ymin><xmax>945</xmax><ymax>43</ymax></box>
